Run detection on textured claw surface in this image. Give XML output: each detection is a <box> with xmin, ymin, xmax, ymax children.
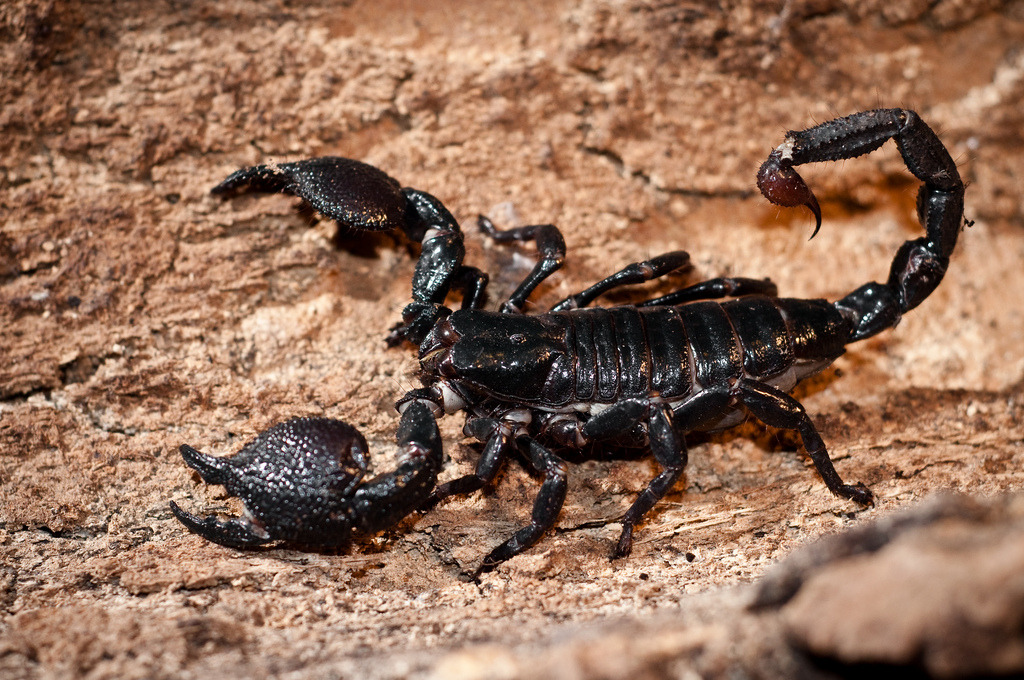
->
<box><xmin>174</xmin><ymin>417</ymin><xmax>371</xmax><ymax>547</ymax></box>
<box><xmin>169</xmin><ymin>501</ymin><xmax>272</xmax><ymax>548</ymax></box>
<box><xmin>212</xmin><ymin>156</ymin><xmax>409</xmax><ymax>233</ymax></box>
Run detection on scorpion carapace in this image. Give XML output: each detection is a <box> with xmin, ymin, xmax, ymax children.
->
<box><xmin>171</xmin><ymin>109</ymin><xmax>966</xmax><ymax>574</ymax></box>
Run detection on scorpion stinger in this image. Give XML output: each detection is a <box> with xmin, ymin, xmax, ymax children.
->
<box><xmin>174</xmin><ymin>109</ymin><xmax>967</xmax><ymax>573</ymax></box>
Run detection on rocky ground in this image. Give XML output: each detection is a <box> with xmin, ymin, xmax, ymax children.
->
<box><xmin>2</xmin><ymin>1</ymin><xmax>1023</xmax><ymax>678</ymax></box>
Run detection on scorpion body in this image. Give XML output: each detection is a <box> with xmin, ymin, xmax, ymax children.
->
<box><xmin>171</xmin><ymin>109</ymin><xmax>966</xmax><ymax>574</ymax></box>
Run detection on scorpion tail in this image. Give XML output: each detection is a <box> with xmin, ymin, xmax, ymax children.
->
<box><xmin>758</xmin><ymin>109</ymin><xmax>965</xmax><ymax>342</ymax></box>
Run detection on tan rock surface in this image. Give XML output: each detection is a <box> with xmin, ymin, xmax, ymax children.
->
<box><xmin>2</xmin><ymin>1</ymin><xmax>1024</xmax><ymax>677</ymax></box>
<box><xmin>769</xmin><ymin>494</ymin><xmax>1024</xmax><ymax>677</ymax></box>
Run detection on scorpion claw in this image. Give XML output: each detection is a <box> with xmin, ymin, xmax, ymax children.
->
<box><xmin>173</xmin><ymin>417</ymin><xmax>373</xmax><ymax>547</ymax></box>
<box><xmin>178</xmin><ymin>443</ymin><xmax>231</xmax><ymax>485</ymax></box>
<box><xmin>173</xmin><ymin>406</ymin><xmax>444</xmax><ymax>550</ymax></box>
<box><xmin>169</xmin><ymin>501</ymin><xmax>272</xmax><ymax>548</ymax></box>
<box><xmin>212</xmin><ymin>157</ymin><xmax>410</xmax><ymax>234</ymax></box>
<box><xmin>757</xmin><ymin>150</ymin><xmax>822</xmax><ymax>238</ymax></box>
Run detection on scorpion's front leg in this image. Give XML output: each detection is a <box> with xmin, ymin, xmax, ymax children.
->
<box><xmin>212</xmin><ymin>156</ymin><xmax>475</xmax><ymax>345</ymax></box>
<box><xmin>171</xmin><ymin>402</ymin><xmax>442</xmax><ymax>549</ymax></box>
<box><xmin>474</xmin><ymin>436</ymin><xmax>569</xmax><ymax>576</ymax></box>
<box><xmin>420</xmin><ymin>416</ymin><xmax>517</xmax><ymax>508</ymax></box>
<box><xmin>417</xmin><ymin>411</ymin><xmax>570</xmax><ymax>576</ymax></box>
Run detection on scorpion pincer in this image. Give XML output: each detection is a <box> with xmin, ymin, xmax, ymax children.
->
<box><xmin>170</xmin><ymin>109</ymin><xmax>967</xmax><ymax>575</ymax></box>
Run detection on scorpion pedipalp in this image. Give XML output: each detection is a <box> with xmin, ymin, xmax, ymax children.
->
<box><xmin>172</xmin><ymin>403</ymin><xmax>442</xmax><ymax>549</ymax></box>
<box><xmin>213</xmin><ymin>155</ymin><xmax>475</xmax><ymax>346</ymax></box>
<box><xmin>211</xmin><ymin>156</ymin><xmax>409</xmax><ymax>233</ymax></box>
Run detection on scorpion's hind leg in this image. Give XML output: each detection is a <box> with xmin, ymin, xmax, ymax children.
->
<box><xmin>738</xmin><ymin>379</ymin><xmax>872</xmax><ymax>505</ymax></box>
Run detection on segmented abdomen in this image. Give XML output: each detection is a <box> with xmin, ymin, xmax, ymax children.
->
<box><xmin>545</xmin><ymin>297</ymin><xmax>851</xmax><ymax>406</ymax></box>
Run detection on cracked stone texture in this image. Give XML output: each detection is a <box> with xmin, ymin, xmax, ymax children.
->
<box><xmin>2</xmin><ymin>0</ymin><xmax>1024</xmax><ymax>678</ymax></box>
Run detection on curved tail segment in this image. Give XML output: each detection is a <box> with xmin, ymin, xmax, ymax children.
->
<box><xmin>757</xmin><ymin>109</ymin><xmax>965</xmax><ymax>342</ymax></box>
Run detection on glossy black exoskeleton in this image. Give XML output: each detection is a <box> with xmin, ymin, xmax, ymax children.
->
<box><xmin>173</xmin><ymin>109</ymin><xmax>967</xmax><ymax>575</ymax></box>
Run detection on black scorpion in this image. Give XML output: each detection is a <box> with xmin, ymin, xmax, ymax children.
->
<box><xmin>170</xmin><ymin>109</ymin><xmax>966</xmax><ymax>574</ymax></box>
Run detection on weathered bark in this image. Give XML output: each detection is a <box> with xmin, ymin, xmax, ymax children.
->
<box><xmin>2</xmin><ymin>1</ymin><xmax>1023</xmax><ymax>677</ymax></box>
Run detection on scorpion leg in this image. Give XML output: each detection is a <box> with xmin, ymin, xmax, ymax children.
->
<box><xmin>574</xmin><ymin>392</ymin><xmax>732</xmax><ymax>557</ymax></box>
<box><xmin>451</xmin><ymin>265</ymin><xmax>489</xmax><ymax>311</ymax></box>
<box><xmin>415</xmin><ymin>412</ymin><xmax>573</xmax><ymax>574</ymax></box>
<box><xmin>420</xmin><ymin>416</ymin><xmax>516</xmax><ymax>511</ymax></box>
<box><xmin>475</xmin><ymin>436</ymin><xmax>568</xmax><ymax>575</ymax></box>
<box><xmin>577</xmin><ymin>404</ymin><xmax>687</xmax><ymax>559</ymax></box>
<box><xmin>738</xmin><ymin>379</ymin><xmax>872</xmax><ymax>505</ymax></box>
<box><xmin>544</xmin><ymin>397</ymin><xmax>650</xmax><ymax>449</ymax></box>
<box><xmin>550</xmin><ymin>250</ymin><xmax>690</xmax><ymax>311</ymax></box>
<box><xmin>580</xmin><ymin>398</ymin><xmax>649</xmax><ymax>440</ymax></box>
<box><xmin>637</xmin><ymin>276</ymin><xmax>778</xmax><ymax>307</ymax></box>
<box><xmin>610</xmin><ymin>405</ymin><xmax>687</xmax><ymax>558</ymax></box>
<box><xmin>477</xmin><ymin>215</ymin><xmax>566</xmax><ymax>313</ymax></box>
